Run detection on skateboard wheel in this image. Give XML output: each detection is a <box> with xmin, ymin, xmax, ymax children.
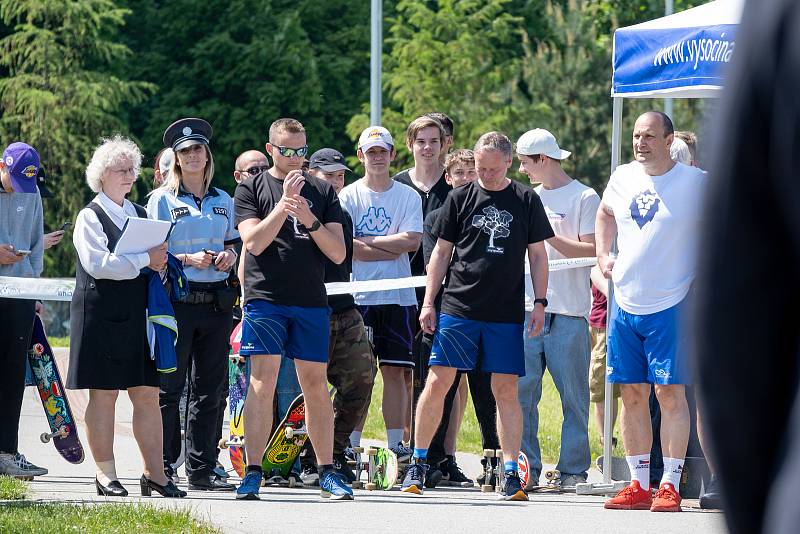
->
<box><xmin>365</xmin><ymin>483</ymin><xmax>377</xmax><ymax>491</ymax></box>
<box><xmin>481</xmin><ymin>484</ymin><xmax>493</xmax><ymax>493</ymax></box>
<box><xmin>544</xmin><ymin>469</ymin><xmax>560</xmax><ymax>481</ymax></box>
<box><xmin>483</xmin><ymin>449</ymin><xmax>495</xmax><ymax>458</ymax></box>
<box><xmin>352</xmin><ymin>481</ymin><xmax>363</xmax><ymax>489</ymax></box>
<box><xmin>352</xmin><ymin>447</ymin><xmax>364</xmax><ymax>454</ymax></box>
<box><xmin>218</xmin><ymin>438</ymin><xmax>228</xmax><ymax>449</ymax></box>
<box><xmin>284</xmin><ymin>427</ymin><xmax>294</xmax><ymax>439</ymax></box>
<box><xmin>288</xmin><ymin>477</ymin><xmax>298</xmax><ymax>488</ymax></box>
<box><xmin>366</xmin><ymin>448</ymin><xmax>377</xmax><ymax>457</ymax></box>
<box><xmin>39</xmin><ymin>432</ymin><xmax>51</xmax><ymax>444</ymax></box>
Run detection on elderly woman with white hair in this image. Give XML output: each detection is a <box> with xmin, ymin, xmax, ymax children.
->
<box><xmin>67</xmin><ymin>135</ymin><xmax>185</xmax><ymax>498</ymax></box>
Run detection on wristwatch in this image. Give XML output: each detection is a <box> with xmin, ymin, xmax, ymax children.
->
<box><xmin>305</xmin><ymin>220</ymin><xmax>321</xmax><ymax>232</ymax></box>
<box><xmin>533</xmin><ymin>298</ymin><xmax>548</xmax><ymax>308</ymax></box>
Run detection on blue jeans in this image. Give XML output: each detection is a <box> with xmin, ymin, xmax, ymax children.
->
<box><xmin>276</xmin><ymin>355</ymin><xmax>302</xmax><ymax>473</ymax></box>
<box><xmin>519</xmin><ymin>313</ymin><xmax>591</xmax><ymax>479</ymax></box>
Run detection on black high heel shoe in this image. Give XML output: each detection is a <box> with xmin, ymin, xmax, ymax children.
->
<box><xmin>95</xmin><ymin>478</ymin><xmax>128</xmax><ymax>497</ymax></box>
<box><xmin>139</xmin><ymin>474</ymin><xmax>187</xmax><ymax>498</ymax></box>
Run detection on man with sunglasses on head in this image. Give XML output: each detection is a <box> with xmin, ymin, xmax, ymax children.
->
<box><xmin>233</xmin><ymin>118</ymin><xmax>351</xmax><ymax>500</ymax></box>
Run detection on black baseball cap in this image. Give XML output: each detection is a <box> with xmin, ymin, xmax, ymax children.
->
<box><xmin>308</xmin><ymin>148</ymin><xmax>351</xmax><ymax>172</ymax></box>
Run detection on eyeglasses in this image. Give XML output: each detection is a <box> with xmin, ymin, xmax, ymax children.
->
<box><xmin>239</xmin><ymin>165</ymin><xmax>269</xmax><ymax>176</ymax></box>
<box><xmin>275</xmin><ymin>145</ymin><xmax>309</xmax><ymax>158</ymax></box>
<box><xmin>177</xmin><ymin>144</ymin><xmax>205</xmax><ymax>155</ymax></box>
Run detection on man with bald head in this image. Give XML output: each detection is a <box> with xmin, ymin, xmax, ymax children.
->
<box><xmin>234</xmin><ymin>150</ymin><xmax>270</xmax><ymax>185</ymax></box>
<box><xmin>596</xmin><ymin>111</ymin><xmax>705</xmax><ymax>513</ymax></box>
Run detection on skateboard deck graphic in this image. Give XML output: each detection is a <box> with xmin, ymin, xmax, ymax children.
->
<box><xmin>353</xmin><ymin>447</ymin><xmax>399</xmax><ymax>490</ymax></box>
<box><xmin>28</xmin><ymin>315</ymin><xmax>84</xmax><ymax>464</ymax></box>
<box><xmin>219</xmin><ymin>322</ymin><xmax>248</xmax><ymax>478</ymax></box>
<box><xmin>518</xmin><ymin>451</ymin><xmax>530</xmax><ymax>488</ymax></box>
<box><xmin>261</xmin><ymin>393</ymin><xmax>307</xmax><ymax>483</ymax></box>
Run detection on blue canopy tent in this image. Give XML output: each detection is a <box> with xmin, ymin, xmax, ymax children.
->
<box><xmin>597</xmin><ymin>0</ymin><xmax>744</xmax><ymax>488</ymax></box>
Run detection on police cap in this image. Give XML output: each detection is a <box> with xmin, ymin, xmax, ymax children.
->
<box><xmin>163</xmin><ymin>118</ymin><xmax>213</xmax><ymax>152</ymax></box>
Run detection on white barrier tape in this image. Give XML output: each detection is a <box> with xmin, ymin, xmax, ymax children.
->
<box><xmin>0</xmin><ymin>257</ymin><xmax>596</xmax><ymax>301</ymax></box>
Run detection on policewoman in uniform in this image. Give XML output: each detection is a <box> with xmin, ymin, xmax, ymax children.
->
<box><xmin>147</xmin><ymin>118</ymin><xmax>239</xmax><ymax>491</ymax></box>
<box><xmin>68</xmin><ymin>135</ymin><xmax>185</xmax><ymax>498</ymax></box>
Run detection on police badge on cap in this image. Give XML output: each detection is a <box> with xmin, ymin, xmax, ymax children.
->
<box><xmin>163</xmin><ymin>118</ymin><xmax>213</xmax><ymax>152</ymax></box>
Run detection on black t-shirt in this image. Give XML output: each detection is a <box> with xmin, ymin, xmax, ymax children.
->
<box><xmin>433</xmin><ymin>180</ymin><xmax>554</xmax><ymax>323</ymax></box>
<box><xmin>326</xmin><ymin>211</ymin><xmax>356</xmax><ymax>313</ymax></box>
<box><xmin>234</xmin><ymin>171</ymin><xmax>343</xmax><ymax>307</ymax></box>
<box><xmin>393</xmin><ymin>169</ymin><xmax>452</xmax><ymax>276</ymax></box>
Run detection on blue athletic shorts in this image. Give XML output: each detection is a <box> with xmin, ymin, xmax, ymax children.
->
<box><xmin>240</xmin><ymin>300</ymin><xmax>330</xmax><ymax>363</ymax></box>
<box><xmin>607</xmin><ymin>297</ymin><xmax>691</xmax><ymax>385</ymax></box>
<box><xmin>429</xmin><ymin>313</ymin><xmax>525</xmax><ymax>376</ymax></box>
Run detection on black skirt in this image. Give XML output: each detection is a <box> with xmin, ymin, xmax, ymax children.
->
<box><xmin>66</xmin><ymin>202</ymin><xmax>159</xmax><ymax>390</ymax></box>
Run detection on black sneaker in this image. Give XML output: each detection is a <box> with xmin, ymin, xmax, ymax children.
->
<box><xmin>500</xmin><ymin>470</ymin><xmax>528</xmax><ymax>501</ymax></box>
<box><xmin>333</xmin><ymin>453</ymin><xmax>356</xmax><ymax>483</ymax></box>
<box><xmin>401</xmin><ymin>461</ymin><xmax>428</xmax><ymax>494</ymax></box>
<box><xmin>437</xmin><ymin>455</ymin><xmax>473</xmax><ymax>487</ymax></box>
<box><xmin>699</xmin><ymin>475</ymin><xmax>723</xmax><ymax>509</ymax></box>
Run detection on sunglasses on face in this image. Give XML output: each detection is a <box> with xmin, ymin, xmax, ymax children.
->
<box><xmin>275</xmin><ymin>145</ymin><xmax>309</xmax><ymax>158</ymax></box>
<box><xmin>240</xmin><ymin>165</ymin><xmax>270</xmax><ymax>176</ymax></box>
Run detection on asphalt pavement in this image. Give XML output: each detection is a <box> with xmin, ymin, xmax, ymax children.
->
<box><xmin>13</xmin><ymin>348</ymin><xmax>727</xmax><ymax>533</ymax></box>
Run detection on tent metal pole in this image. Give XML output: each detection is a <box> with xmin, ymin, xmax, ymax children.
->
<box><xmin>370</xmin><ymin>0</ymin><xmax>383</xmax><ymax>126</ymax></box>
<box><xmin>603</xmin><ymin>96</ymin><xmax>623</xmax><ymax>484</ymax></box>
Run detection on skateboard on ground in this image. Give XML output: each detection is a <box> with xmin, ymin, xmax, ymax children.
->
<box><xmin>28</xmin><ymin>314</ymin><xmax>84</xmax><ymax>464</ymax></box>
<box><xmin>261</xmin><ymin>393</ymin><xmax>306</xmax><ymax>487</ymax></box>
<box><xmin>596</xmin><ymin>455</ymin><xmax>630</xmax><ymax>481</ymax></box>
<box><xmin>481</xmin><ymin>449</ymin><xmax>505</xmax><ymax>493</ymax></box>
<box><xmin>218</xmin><ymin>322</ymin><xmax>248</xmax><ymax>478</ymax></box>
<box><xmin>352</xmin><ymin>447</ymin><xmax>398</xmax><ymax>490</ymax></box>
<box><xmin>528</xmin><ymin>468</ymin><xmax>564</xmax><ymax>493</ymax></box>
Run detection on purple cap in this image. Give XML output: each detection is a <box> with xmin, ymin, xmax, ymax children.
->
<box><xmin>3</xmin><ymin>142</ymin><xmax>40</xmax><ymax>193</ymax></box>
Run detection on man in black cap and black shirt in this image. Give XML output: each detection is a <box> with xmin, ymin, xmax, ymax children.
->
<box><xmin>298</xmin><ymin>148</ymin><xmax>375</xmax><ymax>484</ymax></box>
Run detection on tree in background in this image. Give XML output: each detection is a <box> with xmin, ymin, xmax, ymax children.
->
<box><xmin>0</xmin><ymin>0</ymin><xmax>153</xmax><ymax>276</ymax></box>
<box><xmin>347</xmin><ymin>0</ymin><xmax>526</xmax><ymax>173</ymax></box>
<box><xmin>120</xmin><ymin>0</ymin><xmax>371</xmax><ymax>197</ymax></box>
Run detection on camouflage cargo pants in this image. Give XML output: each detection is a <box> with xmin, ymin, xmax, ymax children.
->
<box><xmin>328</xmin><ymin>307</ymin><xmax>376</xmax><ymax>454</ymax></box>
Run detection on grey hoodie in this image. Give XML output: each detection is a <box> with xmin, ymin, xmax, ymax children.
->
<box><xmin>0</xmin><ymin>189</ymin><xmax>44</xmax><ymax>278</ymax></box>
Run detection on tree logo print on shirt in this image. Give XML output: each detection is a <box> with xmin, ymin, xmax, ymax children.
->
<box><xmin>289</xmin><ymin>198</ymin><xmax>314</xmax><ymax>240</ymax></box>
<box><xmin>355</xmin><ymin>206</ymin><xmax>392</xmax><ymax>237</ymax></box>
<box><xmin>629</xmin><ymin>189</ymin><xmax>660</xmax><ymax>229</ymax></box>
<box><xmin>472</xmin><ymin>206</ymin><xmax>513</xmax><ymax>254</ymax></box>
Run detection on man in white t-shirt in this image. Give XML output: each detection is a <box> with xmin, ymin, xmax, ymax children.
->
<box><xmin>598</xmin><ymin>111</ymin><xmax>705</xmax><ymax>513</ymax></box>
<box><xmin>515</xmin><ymin>129</ymin><xmax>600</xmax><ymax>490</ymax></box>
<box><xmin>338</xmin><ymin>126</ymin><xmax>423</xmax><ymax>459</ymax></box>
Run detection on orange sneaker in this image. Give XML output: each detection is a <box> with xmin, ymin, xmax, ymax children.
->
<box><xmin>604</xmin><ymin>480</ymin><xmax>653</xmax><ymax>510</ymax></box>
<box><xmin>651</xmin><ymin>482</ymin><xmax>682</xmax><ymax>512</ymax></box>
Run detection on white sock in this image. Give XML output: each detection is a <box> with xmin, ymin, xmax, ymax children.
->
<box><xmin>661</xmin><ymin>457</ymin><xmax>684</xmax><ymax>490</ymax></box>
<box><xmin>349</xmin><ymin>431</ymin><xmax>362</xmax><ymax>448</ymax></box>
<box><xmin>625</xmin><ymin>454</ymin><xmax>650</xmax><ymax>490</ymax></box>
<box><xmin>96</xmin><ymin>460</ymin><xmax>118</xmax><ymax>486</ymax></box>
<box><xmin>387</xmin><ymin>428</ymin><xmax>404</xmax><ymax>447</ymax></box>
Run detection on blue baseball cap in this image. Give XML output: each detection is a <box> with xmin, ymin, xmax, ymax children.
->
<box><xmin>3</xmin><ymin>142</ymin><xmax>40</xmax><ymax>193</ymax></box>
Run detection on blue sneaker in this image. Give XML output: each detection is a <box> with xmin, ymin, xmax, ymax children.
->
<box><xmin>236</xmin><ymin>471</ymin><xmax>262</xmax><ymax>500</ymax></box>
<box><xmin>401</xmin><ymin>461</ymin><xmax>428</xmax><ymax>494</ymax></box>
<box><xmin>500</xmin><ymin>470</ymin><xmax>528</xmax><ymax>501</ymax></box>
<box><xmin>320</xmin><ymin>470</ymin><xmax>354</xmax><ymax>500</ymax></box>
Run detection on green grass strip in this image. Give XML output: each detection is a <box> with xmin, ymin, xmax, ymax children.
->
<box><xmin>0</xmin><ymin>477</ymin><xmax>27</xmax><ymax>500</ymax></box>
<box><xmin>0</xmin><ymin>502</ymin><xmax>221</xmax><ymax>533</ymax></box>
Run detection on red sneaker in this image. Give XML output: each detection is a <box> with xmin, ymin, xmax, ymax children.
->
<box><xmin>604</xmin><ymin>480</ymin><xmax>653</xmax><ymax>510</ymax></box>
<box><xmin>651</xmin><ymin>482</ymin><xmax>682</xmax><ymax>512</ymax></box>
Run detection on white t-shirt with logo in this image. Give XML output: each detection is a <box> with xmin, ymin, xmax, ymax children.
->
<box><xmin>524</xmin><ymin>179</ymin><xmax>600</xmax><ymax>317</ymax></box>
<box><xmin>339</xmin><ymin>179</ymin><xmax>423</xmax><ymax>306</ymax></box>
<box><xmin>602</xmin><ymin>161</ymin><xmax>705</xmax><ymax>315</ymax></box>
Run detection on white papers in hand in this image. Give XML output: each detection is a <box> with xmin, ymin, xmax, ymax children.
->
<box><xmin>114</xmin><ymin>217</ymin><xmax>173</xmax><ymax>254</ymax></box>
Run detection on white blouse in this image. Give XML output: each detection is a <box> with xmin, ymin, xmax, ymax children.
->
<box><xmin>73</xmin><ymin>192</ymin><xmax>150</xmax><ymax>281</ymax></box>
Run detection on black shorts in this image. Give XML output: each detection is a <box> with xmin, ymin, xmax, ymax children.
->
<box><xmin>359</xmin><ymin>304</ymin><xmax>416</xmax><ymax>368</ymax></box>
